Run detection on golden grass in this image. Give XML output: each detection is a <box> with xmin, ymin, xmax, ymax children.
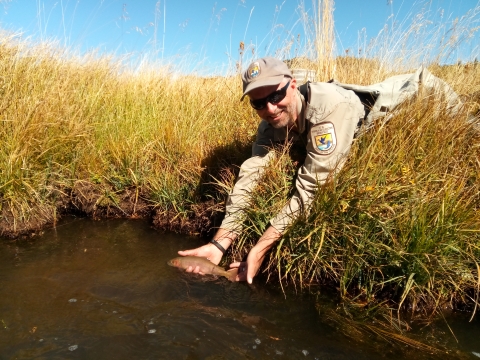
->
<box><xmin>0</xmin><ymin>33</ymin><xmax>256</xmax><ymax>233</ymax></box>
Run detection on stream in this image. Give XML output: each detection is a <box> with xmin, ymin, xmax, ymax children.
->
<box><xmin>0</xmin><ymin>218</ymin><xmax>478</xmax><ymax>359</ymax></box>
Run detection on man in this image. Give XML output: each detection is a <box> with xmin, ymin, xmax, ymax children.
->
<box><xmin>178</xmin><ymin>57</ymin><xmax>462</xmax><ymax>283</ymax></box>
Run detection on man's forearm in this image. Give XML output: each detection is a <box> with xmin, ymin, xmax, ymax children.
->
<box><xmin>212</xmin><ymin>228</ymin><xmax>238</xmax><ymax>251</ymax></box>
<box><xmin>214</xmin><ymin>225</ymin><xmax>281</xmax><ymax>256</ymax></box>
<box><xmin>243</xmin><ymin>225</ymin><xmax>282</xmax><ymax>283</ymax></box>
<box><xmin>256</xmin><ymin>225</ymin><xmax>282</xmax><ymax>254</ymax></box>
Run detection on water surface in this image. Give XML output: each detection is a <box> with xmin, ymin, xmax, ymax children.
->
<box><xmin>0</xmin><ymin>218</ymin><xmax>478</xmax><ymax>359</ymax></box>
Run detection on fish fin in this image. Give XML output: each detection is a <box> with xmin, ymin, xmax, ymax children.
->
<box><xmin>226</xmin><ymin>268</ymin><xmax>238</xmax><ymax>282</ymax></box>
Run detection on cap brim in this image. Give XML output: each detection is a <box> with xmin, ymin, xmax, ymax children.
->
<box><xmin>240</xmin><ymin>74</ymin><xmax>285</xmax><ymax>101</ymax></box>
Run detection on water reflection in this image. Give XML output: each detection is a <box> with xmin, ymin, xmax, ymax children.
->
<box><xmin>0</xmin><ymin>218</ymin><xmax>478</xmax><ymax>359</ymax></box>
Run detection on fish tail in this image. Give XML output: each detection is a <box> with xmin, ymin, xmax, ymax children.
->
<box><xmin>225</xmin><ymin>268</ymin><xmax>238</xmax><ymax>282</ymax></box>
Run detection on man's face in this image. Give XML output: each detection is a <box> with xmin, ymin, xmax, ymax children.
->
<box><xmin>248</xmin><ymin>78</ymin><xmax>297</xmax><ymax>129</ymax></box>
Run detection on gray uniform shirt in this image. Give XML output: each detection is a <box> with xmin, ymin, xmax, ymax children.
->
<box><xmin>220</xmin><ymin>66</ymin><xmax>462</xmax><ymax>234</ymax></box>
<box><xmin>220</xmin><ymin>82</ymin><xmax>365</xmax><ymax>234</ymax></box>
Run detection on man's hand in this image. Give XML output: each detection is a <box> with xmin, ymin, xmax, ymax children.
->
<box><xmin>229</xmin><ymin>226</ymin><xmax>282</xmax><ymax>283</ymax></box>
<box><xmin>229</xmin><ymin>243</ymin><xmax>266</xmax><ymax>283</ymax></box>
<box><xmin>178</xmin><ymin>229</ymin><xmax>237</xmax><ymax>274</ymax></box>
<box><xmin>178</xmin><ymin>243</ymin><xmax>224</xmax><ymax>273</ymax></box>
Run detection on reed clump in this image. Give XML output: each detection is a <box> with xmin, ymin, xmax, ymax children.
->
<box><xmin>0</xmin><ymin>32</ymin><xmax>255</xmax><ymax>236</ymax></box>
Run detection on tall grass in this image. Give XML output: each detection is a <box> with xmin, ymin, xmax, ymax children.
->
<box><xmin>295</xmin><ymin>1</ymin><xmax>480</xmax><ymax>83</ymax></box>
<box><xmin>0</xmin><ymin>32</ymin><xmax>255</xmax><ymax>234</ymax></box>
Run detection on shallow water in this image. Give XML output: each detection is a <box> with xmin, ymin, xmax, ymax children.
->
<box><xmin>0</xmin><ymin>218</ymin><xmax>478</xmax><ymax>359</ymax></box>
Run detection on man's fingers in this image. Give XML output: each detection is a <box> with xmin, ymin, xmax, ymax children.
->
<box><xmin>229</xmin><ymin>262</ymin><xmax>248</xmax><ymax>282</ymax></box>
<box><xmin>246</xmin><ymin>259</ymin><xmax>258</xmax><ymax>284</ymax></box>
<box><xmin>178</xmin><ymin>250</ymin><xmax>195</xmax><ymax>256</ymax></box>
<box><xmin>185</xmin><ymin>265</ymin><xmax>202</xmax><ymax>274</ymax></box>
<box><xmin>247</xmin><ymin>268</ymin><xmax>254</xmax><ymax>284</ymax></box>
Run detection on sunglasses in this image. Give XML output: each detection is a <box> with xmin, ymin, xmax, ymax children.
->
<box><xmin>249</xmin><ymin>80</ymin><xmax>291</xmax><ymax>110</ymax></box>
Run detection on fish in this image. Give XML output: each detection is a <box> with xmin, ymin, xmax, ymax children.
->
<box><xmin>167</xmin><ymin>256</ymin><xmax>238</xmax><ymax>282</ymax></box>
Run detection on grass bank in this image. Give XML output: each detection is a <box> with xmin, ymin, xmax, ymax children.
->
<box><xmin>0</xmin><ymin>33</ymin><xmax>255</xmax><ymax>237</ymax></box>
<box><xmin>0</xmin><ymin>30</ymin><xmax>479</xmax><ymax>325</ymax></box>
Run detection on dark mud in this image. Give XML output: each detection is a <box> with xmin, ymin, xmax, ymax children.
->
<box><xmin>151</xmin><ymin>200</ymin><xmax>225</xmax><ymax>239</ymax></box>
<box><xmin>0</xmin><ymin>180</ymin><xmax>225</xmax><ymax>239</ymax></box>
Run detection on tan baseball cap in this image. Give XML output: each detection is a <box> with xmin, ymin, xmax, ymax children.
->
<box><xmin>241</xmin><ymin>57</ymin><xmax>292</xmax><ymax>100</ymax></box>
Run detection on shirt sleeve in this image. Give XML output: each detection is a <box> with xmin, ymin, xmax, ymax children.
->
<box><xmin>219</xmin><ymin>120</ymin><xmax>276</xmax><ymax>234</ymax></box>
<box><xmin>270</xmin><ymin>84</ymin><xmax>365</xmax><ymax>233</ymax></box>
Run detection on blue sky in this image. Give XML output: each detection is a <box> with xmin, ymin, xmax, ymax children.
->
<box><xmin>0</xmin><ymin>0</ymin><xmax>479</xmax><ymax>73</ymax></box>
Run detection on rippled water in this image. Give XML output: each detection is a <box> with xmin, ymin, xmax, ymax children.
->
<box><xmin>0</xmin><ymin>218</ymin><xmax>478</xmax><ymax>359</ymax></box>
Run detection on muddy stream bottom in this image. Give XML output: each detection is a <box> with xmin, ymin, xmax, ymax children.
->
<box><xmin>0</xmin><ymin>218</ymin><xmax>479</xmax><ymax>360</ymax></box>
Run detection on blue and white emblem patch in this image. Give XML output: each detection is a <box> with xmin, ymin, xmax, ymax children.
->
<box><xmin>311</xmin><ymin>122</ymin><xmax>337</xmax><ymax>155</ymax></box>
<box><xmin>249</xmin><ymin>62</ymin><xmax>260</xmax><ymax>78</ymax></box>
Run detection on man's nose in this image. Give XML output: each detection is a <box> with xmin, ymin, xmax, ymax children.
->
<box><xmin>264</xmin><ymin>101</ymin><xmax>277</xmax><ymax>113</ymax></box>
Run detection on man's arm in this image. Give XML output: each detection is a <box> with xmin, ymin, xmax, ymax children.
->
<box><xmin>270</xmin><ymin>84</ymin><xmax>365</xmax><ymax>232</ymax></box>
<box><xmin>178</xmin><ymin>153</ymin><xmax>273</xmax><ymax>265</ymax></box>
<box><xmin>229</xmin><ymin>225</ymin><xmax>282</xmax><ymax>283</ymax></box>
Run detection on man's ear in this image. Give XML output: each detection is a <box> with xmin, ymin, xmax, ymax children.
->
<box><xmin>290</xmin><ymin>77</ymin><xmax>297</xmax><ymax>89</ymax></box>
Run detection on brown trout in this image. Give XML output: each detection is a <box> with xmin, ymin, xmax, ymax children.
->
<box><xmin>167</xmin><ymin>256</ymin><xmax>238</xmax><ymax>282</ymax></box>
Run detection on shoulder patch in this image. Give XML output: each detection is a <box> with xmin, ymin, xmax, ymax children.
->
<box><xmin>311</xmin><ymin>122</ymin><xmax>337</xmax><ymax>155</ymax></box>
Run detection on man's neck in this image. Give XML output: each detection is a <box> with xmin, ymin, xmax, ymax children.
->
<box><xmin>287</xmin><ymin>119</ymin><xmax>299</xmax><ymax>133</ymax></box>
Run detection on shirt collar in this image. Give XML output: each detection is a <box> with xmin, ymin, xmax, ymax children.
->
<box><xmin>294</xmin><ymin>89</ymin><xmax>306</xmax><ymax>134</ymax></box>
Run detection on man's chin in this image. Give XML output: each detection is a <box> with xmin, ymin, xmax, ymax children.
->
<box><xmin>269</xmin><ymin>118</ymin><xmax>288</xmax><ymax>129</ymax></box>
<box><xmin>270</xmin><ymin>117</ymin><xmax>295</xmax><ymax>129</ymax></box>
